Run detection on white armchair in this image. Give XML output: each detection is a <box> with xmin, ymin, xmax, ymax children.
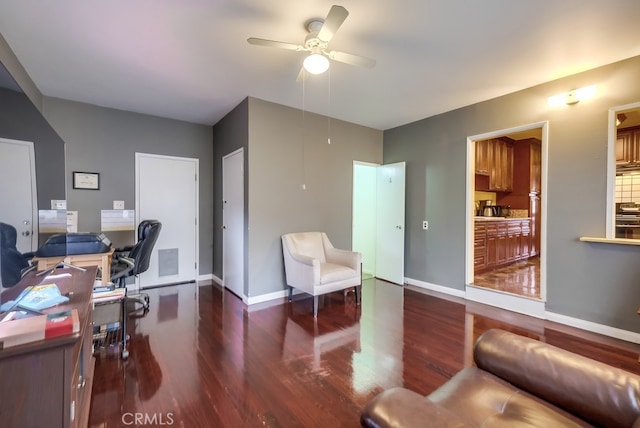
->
<box><xmin>282</xmin><ymin>232</ymin><xmax>362</xmax><ymax>317</ymax></box>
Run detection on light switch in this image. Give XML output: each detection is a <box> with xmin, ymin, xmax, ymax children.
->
<box><xmin>51</xmin><ymin>199</ymin><xmax>67</xmax><ymax>210</ymax></box>
<box><xmin>113</xmin><ymin>200</ymin><xmax>125</xmax><ymax>210</ymax></box>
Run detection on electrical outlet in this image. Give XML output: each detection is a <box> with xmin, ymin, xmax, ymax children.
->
<box><xmin>423</xmin><ymin>220</ymin><xmax>429</xmax><ymax>230</ymax></box>
<box><xmin>113</xmin><ymin>200</ymin><xmax>125</xmax><ymax>210</ymax></box>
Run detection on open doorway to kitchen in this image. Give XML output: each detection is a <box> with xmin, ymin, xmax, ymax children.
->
<box><xmin>465</xmin><ymin>122</ymin><xmax>548</xmax><ymax>317</ymax></box>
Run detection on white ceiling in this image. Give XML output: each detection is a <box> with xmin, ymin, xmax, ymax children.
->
<box><xmin>1</xmin><ymin>1</ymin><xmax>639</xmax><ymax>130</ymax></box>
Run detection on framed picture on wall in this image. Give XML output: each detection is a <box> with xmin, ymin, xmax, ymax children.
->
<box><xmin>73</xmin><ymin>171</ymin><xmax>100</xmax><ymax>190</ymax></box>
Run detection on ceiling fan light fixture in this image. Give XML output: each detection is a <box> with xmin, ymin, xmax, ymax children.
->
<box><xmin>303</xmin><ymin>53</ymin><xmax>330</xmax><ymax>74</ymax></box>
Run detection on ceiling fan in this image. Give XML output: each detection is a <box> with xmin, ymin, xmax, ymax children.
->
<box><xmin>247</xmin><ymin>5</ymin><xmax>376</xmax><ymax>80</ymax></box>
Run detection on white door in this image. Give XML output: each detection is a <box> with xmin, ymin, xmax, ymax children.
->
<box><xmin>375</xmin><ymin>162</ymin><xmax>406</xmax><ymax>284</ymax></box>
<box><xmin>222</xmin><ymin>149</ymin><xmax>244</xmax><ymax>299</ymax></box>
<box><xmin>0</xmin><ymin>138</ymin><xmax>38</xmax><ymax>252</ymax></box>
<box><xmin>136</xmin><ymin>153</ymin><xmax>198</xmax><ymax>289</ymax></box>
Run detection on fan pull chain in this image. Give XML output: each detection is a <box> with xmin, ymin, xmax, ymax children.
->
<box><xmin>301</xmin><ymin>72</ymin><xmax>306</xmax><ymax>190</ymax></box>
<box><xmin>327</xmin><ymin>68</ymin><xmax>331</xmax><ymax>144</ymax></box>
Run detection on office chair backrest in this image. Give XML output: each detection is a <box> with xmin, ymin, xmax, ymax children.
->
<box><xmin>129</xmin><ymin>220</ymin><xmax>162</xmax><ymax>275</ymax></box>
<box><xmin>0</xmin><ymin>222</ymin><xmax>29</xmax><ymax>287</ymax></box>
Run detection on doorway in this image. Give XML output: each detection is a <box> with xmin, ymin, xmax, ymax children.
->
<box><xmin>222</xmin><ymin>148</ymin><xmax>245</xmax><ymax>300</ymax></box>
<box><xmin>135</xmin><ymin>153</ymin><xmax>199</xmax><ymax>289</ymax></box>
<box><xmin>465</xmin><ymin>123</ymin><xmax>548</xmax><ymax>318</ymax></box>
<box><xmin>0</xmin><ymin>138</ymin><xmax>38</xmax><ymax>253</ymax></box>
<box><xmin>352</xmin><ymin>161</ymin><xmax>406</xmax><ymax>285</ymax></box>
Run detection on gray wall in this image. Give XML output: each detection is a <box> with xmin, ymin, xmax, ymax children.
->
<box><xmin>385</xmin><ymin>55</ymin><xmax>640</xmax><ymax>332</ymax></box>
<box><xmin>0</xmin><ymin>87</ymin><xmax>65</xmax><ymax>210</ymax></box>
<box><xmin>42</xmin><ymin>97</ymin><xmax>215</xmax><ymax>275</ymax></box>
<box><xmin>246</xmin><ymin>97</ymin><xmax>383</xmax><ymax>298</ymax></box>
<box><xmin>212</xmin><ymin>98</ymin><xmax>249</xmax><ymax>287</ymax></box>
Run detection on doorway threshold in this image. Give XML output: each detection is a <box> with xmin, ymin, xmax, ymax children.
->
<box><xmin>466</xmin><ymin>284</ymin><xmax>545</xmax><ymax>319</ymax></box>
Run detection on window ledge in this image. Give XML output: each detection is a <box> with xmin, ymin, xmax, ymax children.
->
<box><xmin>579</xmin><ymin>237</ymin><xmax>640</xmax><ymax>246</ymax></box>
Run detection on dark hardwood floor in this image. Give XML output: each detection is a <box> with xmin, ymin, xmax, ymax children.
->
<box><xmin>473</xmin><ymin>256</ymin><xmax>541</xmax><ymax>299</ymax></box>
<box><xmin>89</xmin><ymin>279</ymin><xmax>640</xmax><ymax>427</ymax></box>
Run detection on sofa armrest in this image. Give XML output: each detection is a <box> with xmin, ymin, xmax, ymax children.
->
<box><xmin>361</xmin><ymin>387</ymin><xmax>470</xmax><ymax>428</ymax></box>
<box><xmin>288</xmin><ymin>252</ymin><xmax>320</xmax><ymax>267</ymax></box>
<box><xmin>475</xmin><ymin>329</ymin><xmax>640</xmax><ymax>428</ymax></box>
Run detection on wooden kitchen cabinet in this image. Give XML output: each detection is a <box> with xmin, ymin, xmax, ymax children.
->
<box><xmin>530</xmin><ymin>140</ymin><xmax>541</xmax><ymax>193</ymax></box>
<box><xmin>475</xmin><ymin>139</ymin><xmax>490</xmax><ymax>175</ymax></box>
<box><xmin>475</xmin><ymin>138</ymin><xmax>513</xmax><ymax>192</ymax></box>
<box><xmin>474</xmin><ymin>218</ymin><xmax>532</xmax><ymax>274</ymax></box>
<box><xmin>474</xmin><ymin>223</ymin><xmax>487</xmax><ymax>270</ymax></box>
<box><xmin>616</xmin><ymin>127</ymin><xmax>640</xmax><ymax>165</ymax></box>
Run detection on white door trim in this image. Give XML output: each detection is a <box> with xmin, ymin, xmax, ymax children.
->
<box><xmin>222</xmin><ymin>147</ymin><xmax>245</xmax><ymax>299</ymax></box>
<box><xmin>465</xmin><ymin>121</ymin><xmax>549</xmax><ymax>312</ymax></box>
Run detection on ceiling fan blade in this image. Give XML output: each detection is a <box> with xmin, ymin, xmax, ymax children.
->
<box><xmin>247</xmin><ymin>37</ymin><xmax>306</xmax><ymax>52</ymax></box>
<box><xmin>317</xmin><ymin>5</ymin><xmax>349</xmax><ymax>43</ymax></box>
<box><xmin>327</xmin><ymin>51</ymin><xmax>376</xmax><ymax>68</ymax></box>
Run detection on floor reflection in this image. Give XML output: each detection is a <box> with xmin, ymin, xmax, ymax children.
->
<box><xmin>473</xmin><ymin>256</ymin><xmax>541</xmax><ymax>299</ymax></box>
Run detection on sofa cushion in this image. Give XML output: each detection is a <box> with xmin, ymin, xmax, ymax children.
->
<box><xmin>361</xmin><ymin>387</ymin><xmax>470</xmax><ymax>428</ymax></box>
<box><xmin>320</xmin><ymin>262</ymin><xmax>358</xmax><ymax>284</ymax></box>
<box><xmin>427</xmin><ymin>367</ymin><xmax>588</xmax><ymax>427</ymax></box>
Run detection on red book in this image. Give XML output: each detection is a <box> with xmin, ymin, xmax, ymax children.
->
<box><xmin>45</xmin><ymin>310</ymin><xmax>80</xmax><ymax>339</ymax></box>
<box><xmin>0</xmin><ymin>309</ymin><xmax>80</xmax><ymax>350</ymax></box>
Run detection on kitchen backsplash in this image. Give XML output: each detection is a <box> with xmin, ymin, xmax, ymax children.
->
<box><xmin>509</xmin><ymin>209</ymin><xmax>529</xmax><ymax>218</ymax></box>
<box><xmin>616</xmin><ymin>174</ymin><xmax>640</xmax><ymax>203</ymax></box>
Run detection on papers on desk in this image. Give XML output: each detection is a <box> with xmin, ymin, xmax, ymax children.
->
<box><xmin>0</xmin><ymin>283</ymin><xmax>68</xmax><ymax>314</ymax></box>
<box><xmin>93</xmin><ymin>288</ymin><xmax>125</xmax><ymax>304</ymax></box>
<box><xmin>101</xmin><ymin>210</ymin><xmax>135</xmax><ymax>231</ymax></box>
<box><xmin>17</xmin><ymin>283</ymin><xmax>69</xmax><ymax>312</ymax></box>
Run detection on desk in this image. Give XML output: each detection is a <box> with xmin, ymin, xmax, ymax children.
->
<box><xmin>34</xmin><ymin>248</ymin><xmax>115</xmax><ymax>284</ymax></box>
<box><xmin>0</xmin><ymin>266</ymin><xmax>97</xmax><ymax>428</ymax></box>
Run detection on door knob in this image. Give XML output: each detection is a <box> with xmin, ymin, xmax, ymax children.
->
<box><xmin>222</xmin><ymin>225</ymin><xmax>226</xmax><ymax>230</ymax></box>
<box><xmin>396</xmin><ymin>225</ymin><xmax>402</xmax><ymax>230</ymax></box>
<box><xmin>22</xmin><ymin>231</ymin><xmax>31</xmax><ymax>236</ymax></box>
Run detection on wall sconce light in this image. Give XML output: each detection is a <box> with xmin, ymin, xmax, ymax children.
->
<box><xmin>547</xmin><ymin>85</ymin><xmax>597</xmax><ymax>107</ymax></box>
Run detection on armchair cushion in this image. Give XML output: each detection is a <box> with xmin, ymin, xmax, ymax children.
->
<box><xmin>321</xmin><ymin>262</ymin><xmax>358</xmax><ymax>284</ymax></box>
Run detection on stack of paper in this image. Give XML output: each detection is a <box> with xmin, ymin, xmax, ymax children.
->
<box><xmin>92</xmin><ymin>288</ymin><xmax>126</xmax><ymax>304</ymax></box>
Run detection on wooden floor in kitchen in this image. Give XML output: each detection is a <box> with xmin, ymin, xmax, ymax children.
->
<box><xmin>473</xmin><ymin>256</ymin><xmax>541</xmax><ymax>299</ymax></box>
<box><xmin>89</xmin><ymin>278</ymin><xmax>639</xmax><ymax>427</ymax></box>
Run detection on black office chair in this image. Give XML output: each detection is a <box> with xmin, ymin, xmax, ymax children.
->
<box><xmin>0</xmin><ymin>222</ymin><xmax>35</xmax><ymax>288</ymax></box>
<box><xmin>110</xmin><ymin>219</ymin><xmax>162</xmax><ymax>313</ymax></box>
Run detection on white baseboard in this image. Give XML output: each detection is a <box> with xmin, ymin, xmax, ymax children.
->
<box><xmin>197</xmin><ymin>273</ymin><xmax>214</xmax><ymax>282</ymax></box>
<box><xmin>405</xmin><ymin>277</ymin><xmax>466</xmax><ymax>298</ymax></box>
<box><xmin>245</xmin><ymin>288</ymin><xmax>305</xmax><ymax>306</ymax></box>
<box><xmin>210</xmin><ymin>274</ymin><xmax>222</xmax><ymax>286</ymax></box>
<box><xmin>406</xmin><ymin>277</ymin><xmax>639</xmax><ymax>344</ymax></box>
<box><xmin>465</xmin><ymin>285</ymin><xmax>546</xmax><ymax>319</ymax></box>
<box><xmin>546</xmin><ymin>311</ymin><xmax>640</xmax><ymax>344</ymax></box>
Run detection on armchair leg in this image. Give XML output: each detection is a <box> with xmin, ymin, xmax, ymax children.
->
<box><xmin>313</xmin><ymin>295</ymin><xmax>319</xmax><ymax>318</ymax></box>
<box><xmin>288</xmin><ymin>286</ymin><xmax>293</xmax><ymax>302</ymax></box>
<box><xmin>354</xmin><ymin>285</ymin><xmax>361</xmax><ymax>305</ymax></box>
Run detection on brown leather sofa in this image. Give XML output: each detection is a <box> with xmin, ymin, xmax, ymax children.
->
<box><xmin>361</xmin><ymin>329</ymin><xmax>640</xmax><ymax>427</ymax></box>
